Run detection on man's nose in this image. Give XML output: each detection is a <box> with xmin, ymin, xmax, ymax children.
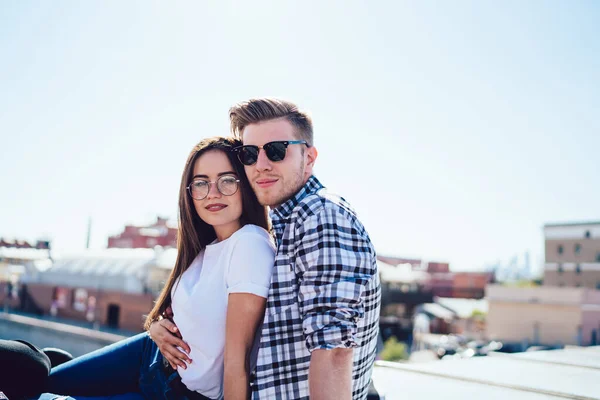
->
<box><xmin>206</xmin><ymin>182</ymin><xmax>222</xmax><ymax>199</ymax></box>
<box><xmin>254</xmin><ymin>149</ymin><xmax>272</xmax><ymax>172</ymax></box>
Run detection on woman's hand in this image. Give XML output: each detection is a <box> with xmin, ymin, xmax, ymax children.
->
<box><xmin>148</xmin><ymin>314</ymin><xmax>192</xmax><ymax>370</ymax></box>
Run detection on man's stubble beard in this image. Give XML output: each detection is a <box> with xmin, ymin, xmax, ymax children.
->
<box><xmin>255</xmin><ymin>162</ymin><xmax>306</xmax><ymax>208</ymax></box>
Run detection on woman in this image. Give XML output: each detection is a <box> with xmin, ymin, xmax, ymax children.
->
<box><xmin>36</xmin><ymin>137</ymin><xmax>275</xmax><ymax>400</ymax></box>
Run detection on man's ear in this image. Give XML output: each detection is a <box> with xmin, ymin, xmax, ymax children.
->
<box><xmin>304</xmin><ymin>146</ymin><xmax>318</xmax><ymax>178</ymax></box>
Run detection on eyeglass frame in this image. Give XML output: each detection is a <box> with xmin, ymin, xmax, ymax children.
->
<box><xmin>186</xmin><ymin>175</ymin><xmax>241</xmax><ymax>200</ymax></box>
<box><xmin>232</xmin><ymin>140</ymin><xmax>309</xmax><ymax>166</ymax></box>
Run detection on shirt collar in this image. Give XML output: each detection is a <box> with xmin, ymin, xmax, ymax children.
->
<box><xmin>270</xmin><ymin>175</ymin><xmax>323</xmax><ymax>222</ymax></box>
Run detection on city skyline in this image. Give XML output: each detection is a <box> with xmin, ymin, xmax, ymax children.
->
<box><xmin>2</xmin><ymin>1</ymin><xmax>599</xmax><ymax>273</ymax></box>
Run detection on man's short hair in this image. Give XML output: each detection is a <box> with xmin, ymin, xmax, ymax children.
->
<box><xmin>229</xmin><ymin>98</ymin><xmax>314</xmax><ymax>146</ymax></box>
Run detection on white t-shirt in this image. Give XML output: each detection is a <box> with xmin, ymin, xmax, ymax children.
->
<box><xmin>171</xmin><ymin>224</ymin><xmax>275</xmax><ymax>399</ymax></box>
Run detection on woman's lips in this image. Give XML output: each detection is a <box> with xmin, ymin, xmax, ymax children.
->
<box><xmin>205</xmin><ymin>204</ymin><xmax>227</xmax><ymax>212</ymax></box>
<box><xmin>256</xmin><ymin>178</ymin><xmax>278</xmax><ymax>188</ymax></box>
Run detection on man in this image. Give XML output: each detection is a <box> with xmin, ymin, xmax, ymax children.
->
<box><xmin>152</xmin><ymin>98</ymin><xmax>381</xmax><ymax>399</ymax></box>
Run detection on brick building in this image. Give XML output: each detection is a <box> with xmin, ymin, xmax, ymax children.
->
<box><xmin>108</xmin><ymin>217</ymin><xmax>177</xmax><ymax>249</ymax></box>
<box><xmin>0</xmin><ymin>238</ymin><xmax>50</xmax><ymax>249</ymax></box>
<box><xmin>14</xmin><ymin>248</ymin><xmax>177</xmax><ymax>331</ymax></box>
<box><xmin>0</xmin><ymin>239</ymin><xmax>52</xmax><ymax>283</ymax></box>
<box><xmin>377</xmin><ymin>255</ymin><xmax>492</xmax><ymax>299</ymax></box>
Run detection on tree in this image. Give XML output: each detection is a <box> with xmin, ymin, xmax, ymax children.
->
<box><xmin>380</xmin><ymin>336</ymin><xmax>408</xmax><ymax>362</ymax></box>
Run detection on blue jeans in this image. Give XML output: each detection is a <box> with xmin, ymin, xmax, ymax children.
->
<box><xmin>34</xmin><ymin>333</ymin><xmax>192</xmax><ymax>400</ymax></box>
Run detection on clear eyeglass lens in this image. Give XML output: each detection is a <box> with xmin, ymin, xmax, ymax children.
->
<box><xmin>191</xmin><ymin>181</ymin><xmax>209</xmax><ymax>199</ymax></box>
<box><xmin>218</xmin><ymin>176</ymin><xmax>238</xmax><ymax>195</ymax></box>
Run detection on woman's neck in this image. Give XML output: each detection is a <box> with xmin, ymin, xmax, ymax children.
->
<box><xmin>213</xmin><ymin>220</ymin><xmax>242</xmax><ymax>243</ymax></box>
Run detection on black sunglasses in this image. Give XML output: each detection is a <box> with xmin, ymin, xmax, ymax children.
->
<box><xmin>233</xmin><ymin>140</ymin><xmax>309</xmax><ymax>166</ymax></box>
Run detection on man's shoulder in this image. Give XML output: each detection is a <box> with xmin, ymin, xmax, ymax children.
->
<box><xmin>293</xmin><ymin>187</ymin><xmax>358</xmax><ymax>224</ymax></box>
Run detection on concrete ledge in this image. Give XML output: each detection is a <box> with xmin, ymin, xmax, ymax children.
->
<box><xmin>0</xmin><ymin>313</ymin><xmax>127</xmax><ymax>343</ymax></box>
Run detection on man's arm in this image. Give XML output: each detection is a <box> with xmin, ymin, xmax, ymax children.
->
<box><xmin>295</xmin><ymin>205</ymin><xmax>377</xmax><ymax>399</ymax></box>
<box><xmin>309</xmin><ymin>348</ymin><xmax>353</xmax><ymax>400</ymax></box>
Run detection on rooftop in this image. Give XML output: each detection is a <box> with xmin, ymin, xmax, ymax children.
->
<box><xmin>544</xmin><ymin>220</ymin><xmax>600</xmax><ymax>228</ymax></box>
<box><xmin>373</xmin><ymin>346</ymin><xmax>600</xmax><ymax>399</ymax></box>
<box><xmin>0</xmin><ymin>246</ymin><xmax>51</xmax><ymax>261</ymax></box>
<box><xmin>24</xmin><ymin>248</ymin><xmax>176</xmax><ymax>293</ymax></box>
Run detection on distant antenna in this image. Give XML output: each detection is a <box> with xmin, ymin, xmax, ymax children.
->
<box><xmin>86</xmin><ymin>217</ymin><xmax>92</xmax><ymax>249</ymax></box>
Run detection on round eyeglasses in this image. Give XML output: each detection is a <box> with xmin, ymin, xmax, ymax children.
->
<box><xmin>187</xmin><ymin>175</ymin><xmax>240</xmax><ymax>200</ymax></box>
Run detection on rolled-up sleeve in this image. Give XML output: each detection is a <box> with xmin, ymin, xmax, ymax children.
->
<box><xmin>295</xmin><ymin>205</ymin><xmax>376</xmax><ymax>352</ymax></box>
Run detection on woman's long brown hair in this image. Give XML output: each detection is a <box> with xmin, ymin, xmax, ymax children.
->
<box><xmin>144</xmin><ymin>136</ymin><xmax>269</xmax><ymax>330</ymax></box>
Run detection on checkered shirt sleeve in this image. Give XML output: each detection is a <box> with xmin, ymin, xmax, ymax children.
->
<box><xmin>295</xmin><ymin>203</ymin><xmax>375</xmax><ymax>351</ymax></box>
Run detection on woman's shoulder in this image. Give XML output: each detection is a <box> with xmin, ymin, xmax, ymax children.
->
<box><xmin>226</xmin><ymin>225</ymin><xmax>275</xmax><ymax>280</ymax></box>
<box><xmin>235</xmin><ymin>224</ymin><xmax>272</xmax><ymax>240</ymax></box>
<box><xmin>230</xmin><ymin>224</ymin><xmax>275</xmax><ymax>251</ymax></box>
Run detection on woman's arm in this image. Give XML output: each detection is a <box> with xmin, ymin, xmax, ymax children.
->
<box><xmin>224</xmin><ymin>293</ymin><xmax>267</xmax><ymax>400</ymax></box>
<box><xmin>224</xmin><ymin>229</ymin><xmax>275</xmax><ymax>399</ymax></box>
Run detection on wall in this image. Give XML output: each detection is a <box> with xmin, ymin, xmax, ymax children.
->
<box><xmin>0</xmin><ymin>313</ymin><xmax>126</xmax><ymax>357</ymax></box>
<box><xmin>544</xmin><ymin>267</ymin><xmax>600</xmax><ymax>289</ymax></box>
<box><xmin>486</xmin><ymin>285</ymin><xmax>583</xmax><ymax>305</ymax></box>
<box><xmin>545</xmin><ymin>237</ymin><xmax>600</xmax><ymax>263</ymax></box>
<box><xmin>452</xmin><ymin>272</ymin><xmax>491</xmax><ymax>299</ymax></box>
<box><xmin>582</xmin><ymin>308</ymin><xmax>600</xmax><ymax>345</ymax></box>
<box><xmin>485</xmin><ymin>285</ymin><xmax>588</xmax><ymax>346</ymax></box>
<box><xmin>486</xmin><ymin>301</ymin><xmax>582</xmax><ymax>345</ymax></box>
<box><xmin>20</xmin><ymin>283</ymin><xmax>153</xmax><ymax>331</ymax></box>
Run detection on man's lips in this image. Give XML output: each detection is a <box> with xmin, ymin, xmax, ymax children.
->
<box><xmin>205</xmin><ymin>203</ymin><xmax>227</xmax><ymax>212</ymax></box>
<box><xmin>256</xmin><ymin>178</ymin><xmax>278</xmax><ymax>188</ymax></box>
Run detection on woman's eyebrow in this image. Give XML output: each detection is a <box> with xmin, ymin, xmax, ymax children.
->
<box><xmin>218</xmin><ymin>171</ymin><xmax>237</xmax><ymax>177</ymax></box>
<box><xmin>192</xmin><ymin>171</ymin><xmax>237</xmax><ymax>180</ymax></box>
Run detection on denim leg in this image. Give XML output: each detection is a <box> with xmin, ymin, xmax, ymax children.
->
<box><xmin>47</xmin><ymin>333</ymin><xmax>152</xmax><ymax>396</ymax></box>
<box><xmin>35</xmin><ymin>393</ymin><xmax>145</xmax><ymax>400</ymax></box>
<box><xmin>138</xmin><ymin>345</ymin><xmax>182</xmax><ymax>400</ymax></box>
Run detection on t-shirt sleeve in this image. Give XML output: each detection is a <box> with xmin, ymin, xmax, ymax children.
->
<box><xmin>226</xmin><ymin>230</ymin><xmax>275</xmax><ymax>298</ymax></box>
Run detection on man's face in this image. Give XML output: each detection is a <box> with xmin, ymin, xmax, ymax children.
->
<box><xmin>242</xmin><ymin>118</ymin><xmax>317</xmax><ymax>208</ymax></box>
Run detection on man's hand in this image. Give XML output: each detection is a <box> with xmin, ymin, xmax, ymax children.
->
<box><xmin>148</xmin><ymin>312</ymin><xmax>192</xmax><ymax>370</ymax></box>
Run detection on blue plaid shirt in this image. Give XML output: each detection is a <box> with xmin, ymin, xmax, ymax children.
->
<box><xmin>252</xmin><ymin>176</ymin><xmax>381</xmax><ymax>399</ymax></box>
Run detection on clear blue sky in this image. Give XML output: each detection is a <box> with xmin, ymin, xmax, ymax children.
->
<box><xmin>1</xmin><ymin>1</ymin><xmax>599</xmax><ymax>273</ymax></box>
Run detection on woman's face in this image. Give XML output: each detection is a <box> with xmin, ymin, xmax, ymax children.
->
<box><xmin>190</xmin><ymin>150</ymin><xmax>243</xmax><ymax>240</ymax></box>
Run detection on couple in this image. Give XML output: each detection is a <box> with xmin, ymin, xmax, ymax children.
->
<box><xmin>36</xmin><ymin>98</ymin><xmax>381</xmax><ymax>400</ymax></box>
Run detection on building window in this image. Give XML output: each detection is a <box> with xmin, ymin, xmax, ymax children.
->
<box><xmin>576</xmin><ymin>264</ymin><xmax>582</xmax><ymax>274</ymax></box>
<box><xmin>585</xmin><ymin>230</ymin><xmax>591</xmax><ymax>239</ymax></box>
<box><xmin>596</xmin><ymin>252</ymin><xmax>600</xmax><ymax>262</ymax></box>
<box><xmin>557</xmin><ymin>245</ymin><xmax>564</xmax><ymax>255</ymax></box>
<box><xmin>558</xmin><ymin>263</ymin><xmax>563</xmax><ymax>274</ymax></box>
<box><xmin>72</xmin><ymin>288</ymin><xmax>88</xmax><ymax>312</ymax></box>
<box><xmin>597</xmin><ymin>281</ymin><xmax>600</xmax><ymax>290</ymax></box>
<box><xmin>574</xmin><ymin>243</ymin><xmax>581</xmax><ymax>255</ymax></box>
